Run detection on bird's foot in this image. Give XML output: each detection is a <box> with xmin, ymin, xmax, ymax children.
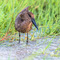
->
<box><xmin>18</xmin><ymin>41</ymin><xmax>20</xmax><ymax>44</ymax></box>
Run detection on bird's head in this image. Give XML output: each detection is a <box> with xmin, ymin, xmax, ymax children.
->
<box><xmin>20</xmin><ymin>6</ymin><xmax>38</xmax><ymax>30</ymax></box>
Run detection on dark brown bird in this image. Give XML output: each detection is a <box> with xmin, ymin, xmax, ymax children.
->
<box><xmin>15</xmin><ymin>7</ymin><xmax>38</xmax><ymax>44</ymax></box>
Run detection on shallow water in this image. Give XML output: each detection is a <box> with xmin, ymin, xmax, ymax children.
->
<box><xmin>0</xmin><ymin>36</ymin><xmax>60</xmax><ymax>60</ymax></box>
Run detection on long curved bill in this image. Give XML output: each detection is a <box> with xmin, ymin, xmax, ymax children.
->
<box><xmin>31</xmin><ymin>18</ymin><xmax>38</xmax><ymax>30</ymax></box>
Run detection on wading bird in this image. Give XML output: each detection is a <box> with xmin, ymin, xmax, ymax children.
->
<box><xmin>15</xmin><ymin>7</ymin><xmax>38</xmax><ymax>44</ymax></box>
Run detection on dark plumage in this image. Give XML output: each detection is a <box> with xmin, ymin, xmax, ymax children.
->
<box><xmin>15</xmin><ymin>7</ymin><xmax>38</xmax><ymax>44</ymax></box>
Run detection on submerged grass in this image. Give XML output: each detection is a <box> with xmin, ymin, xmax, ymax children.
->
<box><xmin>0</xmin><ymin>0</ymin><xmax>60</xmax><ymax>38</ymax></box>
<box><xmin>24</xmin><ymin>35</ymin><xmax>60</xmax><ymax>60</ymax></box>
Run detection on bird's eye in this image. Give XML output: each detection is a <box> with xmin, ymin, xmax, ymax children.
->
<box><xmin>21</xmin><ymin>19</ymin><xmax>24</xmax><ymax>22</ymax></box>
<box><xmin>28</xmin><ymin>14</ymin><xmax>31</xmax><ymax>17</ymax></box>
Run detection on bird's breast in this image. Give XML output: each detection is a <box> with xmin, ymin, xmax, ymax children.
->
<box><xmin>20</xmin><ymin>22</ymin><xmax>32</xmax><ymax>33</ymax></box>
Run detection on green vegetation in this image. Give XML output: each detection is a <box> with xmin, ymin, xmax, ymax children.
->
<box><xmin>0</xmin><ymin>0</ymin><xmax>60</xmax><ymax>38</ymax></box>
<box><xmin>0</xmin><ymin>0</ymin><xmax>60</xmax><ymax>59</ymax></box>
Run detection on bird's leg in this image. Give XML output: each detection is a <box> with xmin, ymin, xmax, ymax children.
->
<box><xmin>19</xmin><ymin>32</ymin><xmax>20</xmax><ymax>44</ymax></box>
<box><xmin>26</xmin><ymin>33</ymin><xmax>28</xmax><ymax>45</ymax></box>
